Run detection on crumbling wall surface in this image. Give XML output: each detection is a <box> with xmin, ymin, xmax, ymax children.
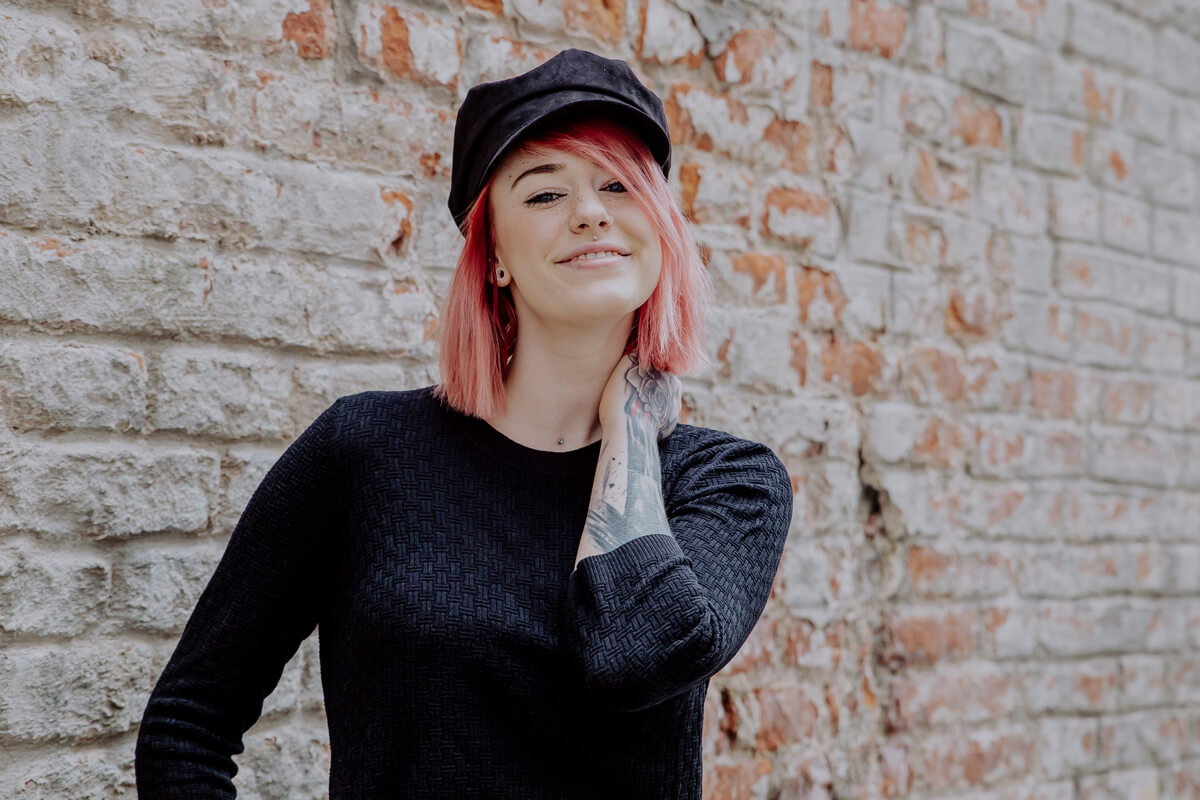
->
<box><xmin>1</xmin><ymin>0</ymin><xmax>1198</xmax><ymax>797</ymax></box>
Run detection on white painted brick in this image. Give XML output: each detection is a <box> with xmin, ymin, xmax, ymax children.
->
<box><xmin>0</xmin><ymin>547</ymin><xmax>111</xmax><ymax>636</ymax></box>
<box><xmin>1158</xmin><ymin>26</ymin><xmax>1200</xmax><ymax>98</ymax></box>
<box><xmin>1175</xmin><ymin>95</ymin><xmax>1200</xmax><ymax>157</ymax></box>
<box><xmin>1136</xmin><ymin>143</ymin><xmax>1197</xmax><ymax>209</ymax></box>
<box><xmin>1055</xmin><ymin>245</ymin><xmax>1168</xmax><ymax>314</ymax></box>
<box><xmin>1021</xmin><ymin>658</ymin><xmax>1120</xmax><ymax>713</ymax></box>
<box><xmin>1122</xmin><ymin>77</ymin><xmax>1173</xmax><ymax>144</ymax></box>
<box><xmin>1136</xmin><ymin>317</ymin><xmax>1187</xmax><ymax>373</ymax></box>
<box><xmin>1036</xmin><ymin>717</ymin><xmax>1099</xmax><ymax>776</ymax></box>
<box><xmin>639</xmin><ymin>0</ymin><xmax>706</xmax><ymax>66</ymax></box>
<box><xmin>151</xmin><ymin>348</ymin><xmax>296</xmax><ymax>440</ymax></box>
<box><xmin>1031</xmin><ymin>55</ymin><xmax>1123</xmax><ymax>125</ymax></box>
<box><xmin>1089</xmin><ymin>426</ymin><xmax>1185</xmax><ymax>487</ymax></box>
<box><xmin>236</xmin><ymin>723</ymin><xmax>331</xmax><ymax>800</ymax></box>
<box><xmin>1003</xmin><ymin>294</ymin><xmax>1074</xmax><ymax>359</ymax></box>
<box><xmin>0</xmin><ymin>642</ymin><xmax>157</xmax><ymax>742</ymax></box>
<box><xmin>1154</xmin><ymin>208</ymin><xmax>1200</xmax><ymax>267</ymax></box>
<box><xmin>1119</xmin><ymin>655</ymin><xmax>1171</xmax><ymax>710</ymax></box>
<box><xmin>979</xmin><ymin>164</ymin><xmax>1048</xmax><ymax>235</ymax></box>
<box><xmin>1099</xmin><ymin>191</ymin><xmax>1151</xmax><ymax>256</ymax></box>
<box><xmin>945</xmin><ymin>20</ymin><xmax>1044</xmax><ymax>106</ymax></box>
<box><xmin>0</xmin><ymin>746</ymin><xmax>135</xmax><ymax>799</ymax></box>
<box><xmin>1089</xmin><ymin>127</ymin><xmax>1138</xmax><ymax>192</ymax></box>
<box><xmin>0</xmin><ymin>342</ymin><xmax>147</xmax><ymax>433</ymax></box>
<box><xmin>996</xmin><ymin>233</ymin><xmax>1054</xmax><ymax>293</ymax></box>
<box><xmin>1</xmin><ymin>444</ymin><xmax>218</xmax><ymax>539</ymax></box>
<box><xmin>112</xmin><ymin>541</ymin><xmax>225</xmax><ymax>633</ymax></box>
<box><xmin>1049</xmin><ymin>178</ymin><xmax>1100</xmax><ymax>241</ymax></box>
<box><xmin>1171</xmin><ymin>266</ymin><xmax>1200</xmax><ymax>321</ymax></box>
<box><xmin>726</xmin><ymin>312</ymin><xmax>802</xmax><ymax>394</ymax></box>
<box><xmin>1015</xmin><ymin>113</ymin><xmax>1087</xmax><ymax>176</ymax></box>
<box><xmin>1038</xmin><ymin>599</ymin><xmax>1156</xmax><ymax>657</ymax></box>
<box><xmin>1068</xmin><ymin>0</ymin><xmax>1156</xmax><ymax>75</ymax></box>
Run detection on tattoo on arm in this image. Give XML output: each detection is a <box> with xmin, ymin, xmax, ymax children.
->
<box><xmin>576</xmin><ymin>357</ymin><xmax>677</xmax><ymax>565</ymax></box>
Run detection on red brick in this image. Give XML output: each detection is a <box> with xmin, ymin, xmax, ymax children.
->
<box><xmin>728</xmin><ymin>253</ymin><xmax>787</xmax><ymax>304</ymax></box>
<box><xmin>917</xmin><ymin>728</ymin><xmax>1035</xmax><ymax>792</ymax></box>
<box><xmin>847</xmin><ymin>0</ymin><xmax>907</xmax><ymax>58</ymax></box>
<box><xmin>909</xmin><ymin>148</ymin><xmax>972</xmax><ymax>213</ymax></box>
<box><xmin>796</xmin><ymin>266</ymin><xmax>847</xmax><ymax>327</ymax></box>
<box><xmin>563</xmin><ymin>0</ymin><xmax>625</xmax><ymax>41</ymax></box>
<box><xmin>811</xmin><ymin>61</ymin><xmax>834</xmax><ymax>108</ymax></box>
<box><xmin>819</xmin><ymin>334</ymin><xmax>889</xmax><ymax>397</ymax></box>
<box><xmin>283</xmin><ymin>0</ymin><xmax>335</xmax><ymax>59</ymax></box>
<box><xmin>754</xmin><ymin>684</ymin><xmax>820</xmax><ymax>750</ymax></box>
<box><xmin>762</xmin><ymin>185</ymin><xmax>840</xmax><ymax>254</ymax></box>
<box><xmin>762</xmin><ymin>117</ymin><xmax>813</xmax><ymax>173</ymax></box>
<box><xmin>901</xmin><ymin>347</ymin><xmax>966</xmax><ymax>405</ymax></box>
<box><xmin>882</xmin><ymin>608</ymin><xmax>975</xmax><ymax>668</ymax></box>
<box><xmin>714</xmin><ymin>30</ymin><xmax>776</xmax><ymax>84</ymax></box>
<box><xmin>945</xmin><ymin>284</ymin><xmax>1004</xmax><ymax>339</ymax></box>
<box><xmin>358</xmin><ymin>5</ymin><xmax>461</xmax><ymax>89</ymax></box>
<box><xmin>703</xmin><ymin>757</ymin><xmax>772</xmax><ymax>800</ymax></box>
<box><xmin>952</xmin><ymin>95</ymin><xmax>1006</xmax><ymax>149</ymax></box>
<box><xmin>889</xmin><ymin>663</ymin><xmax>1017</xmax><ymax>730</ymax></box>
<box><xmin>906</xmin><ymin>545</ymin><xmax>1014</xmax><ymax>600</ymax></box>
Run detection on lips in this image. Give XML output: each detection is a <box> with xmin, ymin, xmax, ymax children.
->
<box><xmin>556</xmin><ymin>242</ymin><xmax>631</xmax><ymax>264</ymax></box>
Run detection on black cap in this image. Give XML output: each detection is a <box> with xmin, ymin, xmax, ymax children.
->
<box><xmin>447</xmin><ymin>49</ymin><xmax>673</xmax><ymax>228</ymax></box>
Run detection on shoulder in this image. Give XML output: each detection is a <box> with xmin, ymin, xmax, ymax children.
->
<box><xmin>325</xmin><ymin>386</ymin><xmax>440</xmax><ymax>428</ymax></box>
<box><xmin>660</xmin><ymin>423</ymin><xmax>792</xmax><ymax>507</ymax></box>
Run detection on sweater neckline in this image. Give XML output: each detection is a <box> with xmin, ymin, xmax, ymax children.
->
<box><xmin>430</xmin><ymin>389</ymin><xmax>602</xmax><ymax>475</ymax></box>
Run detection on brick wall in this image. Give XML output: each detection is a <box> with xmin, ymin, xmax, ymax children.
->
<box><xmin>1</xmin><ymin>0</ymin><xmax>1198</xmax><ymax>797</ymax></box>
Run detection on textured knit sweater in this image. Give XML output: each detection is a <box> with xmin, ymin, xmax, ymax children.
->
<box><xmin>135</xmin><ymin>387</ymin><xmax>793</xmax><ymax>799</ymax></box>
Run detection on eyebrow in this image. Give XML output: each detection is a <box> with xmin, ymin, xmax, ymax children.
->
<box><xmin>510</xmin><ymin>162</ymin><xmax>563</xmax><ymax>190</ymax></box>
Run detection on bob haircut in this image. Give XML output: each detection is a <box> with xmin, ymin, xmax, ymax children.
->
<box><xmin>435</xmin><ymin>117</ymin><xmax>710</xmax><ymax>420</ymax></box>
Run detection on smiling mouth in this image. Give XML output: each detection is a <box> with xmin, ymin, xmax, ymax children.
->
<box><xmin>559</xmin><ymin>250</ymin><xmax>628</xmax><ymax>264</ymax></box>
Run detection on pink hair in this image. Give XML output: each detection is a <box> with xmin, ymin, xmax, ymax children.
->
<box><xmin>434</xmin><ymin>118</ymin><xmax>710</xmax><ymax>420</ymax></box>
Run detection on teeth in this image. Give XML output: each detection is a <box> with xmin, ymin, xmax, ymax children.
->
<box><xmin>570</xmin><ymin>250</ymin><xmax>623</xmax><ymax>261</ymax></box>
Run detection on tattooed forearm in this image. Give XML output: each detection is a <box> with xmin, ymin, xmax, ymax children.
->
<box><xmin>575</xmin><ymin>357</ymin><xmax>679</xmax><ymax>567</ymax></box>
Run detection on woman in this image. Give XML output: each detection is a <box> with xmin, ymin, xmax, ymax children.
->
<box><xmin>136</xmin><ymin>49</ymin><xmax>792</xmax><ymax>798</ymax></box>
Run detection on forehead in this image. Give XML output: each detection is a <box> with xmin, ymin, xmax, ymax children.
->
<box><xmin>493</xmin><ymin>141</ymin><xmax>603</xmax><ymax>179</ymax></box>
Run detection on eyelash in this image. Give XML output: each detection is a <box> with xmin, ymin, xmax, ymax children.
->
<box><xmin>525</xmin><ymin>182</ymin><xmax>627</xmax><ymax>206</ymax></box>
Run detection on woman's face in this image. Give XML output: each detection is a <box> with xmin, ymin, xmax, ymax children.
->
<box><xmin>487</xmin><ymin>143</ymin><xmax>663</xmax><ymax>330</ymax></box>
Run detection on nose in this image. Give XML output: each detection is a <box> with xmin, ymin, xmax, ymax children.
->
<box><xmin>569</xmin><ymin>186</ymin><xmax>612</xmax><ymax>235</ymax></box>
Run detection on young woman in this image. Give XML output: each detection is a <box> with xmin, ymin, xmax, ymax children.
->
<box><xmin>136</xmin><ymin>49</ymin><xmax>793</xmax><ymax>798</ymax></box>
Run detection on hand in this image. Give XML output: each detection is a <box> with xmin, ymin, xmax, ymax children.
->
<box><xmin>599</xmin><ymin>354</ymin><xmax>681</xmax><ymax>441</ymax></box>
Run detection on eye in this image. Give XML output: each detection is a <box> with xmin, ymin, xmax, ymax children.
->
<box><xmin>525</xmin><ymin>191</ymin><xmax>564</xmax><ymax>206</ymax></box>
<box><xmin>602</xmin><ymin>181</ymin><xmax>628</xmax><ymax>194</ymax></box>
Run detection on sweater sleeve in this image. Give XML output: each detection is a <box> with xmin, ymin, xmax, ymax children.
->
<box><xmin>135</xmin><ymin>398</ymin><xmax>345</xmax><ymax>798</ymax></box>
<box><xmin>565</xmin><ymin>433</ymin><xmax>793</xmax><ymax>712</ymax></box>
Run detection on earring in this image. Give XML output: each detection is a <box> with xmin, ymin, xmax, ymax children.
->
<box><xmin>495</xmin><ymin>266</ymin><xmax>508</xmax><ymax>285</ymax></box>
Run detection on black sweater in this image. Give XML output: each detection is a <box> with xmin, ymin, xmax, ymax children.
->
<box><xmin>135</xmin><ymin>387</ymin><xmax>793</xmax><ymax>798</ymax></box>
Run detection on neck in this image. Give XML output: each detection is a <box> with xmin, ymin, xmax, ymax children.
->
<box><xmin>488</xmin><ymin>314</ymin><xmax>633</xmax><ymax>450</ymax></box>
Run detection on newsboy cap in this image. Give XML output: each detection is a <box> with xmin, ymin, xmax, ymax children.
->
<box><xmin>447</xmin><ymin>49</ymin><xmax>673</xmax><ymax>228</ymax></box>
